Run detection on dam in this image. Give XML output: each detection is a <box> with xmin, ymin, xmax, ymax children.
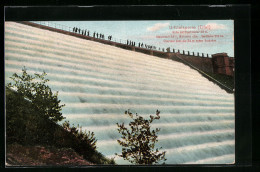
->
<box><xmin>5</xmin><ymin>22</ymin><xmax>235</xmax><ymax>164</ymax></box>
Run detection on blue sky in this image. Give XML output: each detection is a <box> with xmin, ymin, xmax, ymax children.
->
<box><xmin>49</xmin><ymin>20</ymin><xmax>234</xmax><ymax>57</ymax></box>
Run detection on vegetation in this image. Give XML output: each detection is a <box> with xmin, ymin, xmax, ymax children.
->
<box><xmin>7</xmin><ymin>67</ymin><xmax>65</xmax><ymax>123</ymax></box>
<box><xmin>6</xmin><ymin>68</ymin><xmax>115</xmax><ymax>165</ymax></box>
<box><xmin>205</xmin><ymin>72</ymin><xmax>234</xmax><ymax>90</ymax></box>
<box><xmin>116</xmin><ymin>110</ymin><xmax>166</xmax><ymax>165</ymax></box>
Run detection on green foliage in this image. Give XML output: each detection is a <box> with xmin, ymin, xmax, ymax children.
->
<box><xmin>116</xmin><ymin>110</ymin><xmax>166</xmax><ymax>165</ymax></box>
<box><xmin>205</xmin><ymin>72</ymin><xmax>234</xmax><ymax>90</ymax></box>
<box><xmin>61</xmin><ymin>121</ymin><xmax>115</xmax><ymax>164</ymax></box>
<box><xmin>7</xmin><ymin>67</ymin><xmax>65</xmax><ymax>123</ymax></box>
<box><xmin>6</xmin><ymin>87</ymin><xmax>59</xmax><ymax>145</ymax></box>
<box><xmin>62</xmin><ymin>121</ymin><xmax>97</xmax><ymax>151</ymax></box>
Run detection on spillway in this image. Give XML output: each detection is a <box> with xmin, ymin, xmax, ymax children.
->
<box><xmin>5</xmin><ymin>22</ymin><xmax>235</xmax><ymax>164</ymax></box>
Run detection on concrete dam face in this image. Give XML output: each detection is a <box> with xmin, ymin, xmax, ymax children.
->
<box><xmin>5</xmin><ymin>22</ymin><xmax>235</xmax><ymax>164</ymax></box>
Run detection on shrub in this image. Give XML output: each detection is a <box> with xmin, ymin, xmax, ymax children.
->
<box><xmin>61</xmin><ymin>120</ymin><xmax>115</xmax><ymax>164</ymax></box>
<box><xmin>7</xmin><ymin>67</ymin><xmax>65</xmax><ymax>123</ymax></box>
<box><xmin>116</xmin><ymin>110</ymin><xmax>166</xmax><ymax>165</ymax></box>
<box><xmin>62</xmin><ymin>121</ymin><xmax>97</xmax><ymax>152</ymax></box>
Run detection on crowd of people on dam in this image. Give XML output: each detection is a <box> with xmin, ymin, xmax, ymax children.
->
<box><xmin>126</xmin><ymin>40</ymin><xmax>156</xmax><ymax>50</ymax></box>
<box><xmin>72</xmin><ymin>26</ymin><xmax>159</xmax><ymax>51</ymax></box>
<box><xmin>73</xmin><ymin>27</ymin><xmax>90</xmax><ymax>36</ymax></box>
<box><xmin>72</xmin><ymin>26</ymin><xmax>209</xmax><ymax>56</ymax></box>
<box><xmin>71</xmin><ymin>26</ymin><xmax>209</xmax><ymax>57</ymax></box>
<box><xmin>73</xmin><ymin>27</ymin><xmax>114</xmax><ymax>41</ymax></box>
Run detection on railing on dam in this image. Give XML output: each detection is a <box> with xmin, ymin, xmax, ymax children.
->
<box><xmin>30</xmin><ymin>21</ymin><xmax>215</xmax><ymax>58</ymax></box>
<box><xmin>30</xmin><ymin>21</ymin><xmax>145</xmax><ymax>49</ymax></box>
<box><xmin>24</xmin><ymin>21</ymin><xmax>234</xmax><ymax>79</ymax></box>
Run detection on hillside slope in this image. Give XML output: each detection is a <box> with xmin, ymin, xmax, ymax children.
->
<box><xmin>5</xmin><ymin>88</ymin><xmax>115</xmax><ymax>166</ymax></box>
<box><xmin>6</xmin><ymin>143</ymin><xmax>93</xmax><ymax>166</ymax></box>
<box><xmin>5</xmin><ymin>22</ymin><xmax>235</xmax><ymax>164</ymax></box>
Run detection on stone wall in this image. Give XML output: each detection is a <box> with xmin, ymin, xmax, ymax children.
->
<box><xmin>212</xmin><ymin>53</ymin><xmax>234</xmax><ymax>76</ymax></box>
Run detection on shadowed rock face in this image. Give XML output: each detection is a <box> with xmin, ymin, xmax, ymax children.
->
<box><xmin>5</xmin><ymin>22</ymin><xmax>235</xmax><ymax>165</ymax></box>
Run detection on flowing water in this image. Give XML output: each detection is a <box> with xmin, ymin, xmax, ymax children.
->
<box><xmin>5</xmin><ymin>22</ymin><xmax>235</xmax><ymax>164</ymax></box>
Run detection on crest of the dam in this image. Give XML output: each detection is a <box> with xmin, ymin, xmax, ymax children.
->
<box><xmin>5</xmin><ymin>21</ymin><xmax>235</xmax><ymax>164</ymax></box>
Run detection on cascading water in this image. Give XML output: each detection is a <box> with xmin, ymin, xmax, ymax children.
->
<box><xmin>5</xmin><ymin>22</ymin><xmax>235</xmax><ymax>164</ymax></box>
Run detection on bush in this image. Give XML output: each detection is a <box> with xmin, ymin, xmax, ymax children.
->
<box><xmin>116</xmin><ymin>110</ymin><xmax>166</xmax><ymax>165</ymax></box>
<box><xmin>61</xmin><ymin>120</ymin><xmax>115</xmax><ymax>164</ymax></box>
<box><xmin>6</xmin><ymin>87</ymin><xmax>60</xmax><ymax>145</ymax></box>
<box><xmin>7</xmin><ymin>67</ymin><xmax>65</xmax><ymax>123</ymax></box>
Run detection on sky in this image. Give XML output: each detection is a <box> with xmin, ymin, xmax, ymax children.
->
<box><xmin>44</xmin><ymin>20</ymin><xmax>234</xmax><ymax>57</ymax></box>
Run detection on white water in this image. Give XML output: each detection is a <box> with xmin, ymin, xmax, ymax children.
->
<box><xmin>5</xmin><ymin>22</ymin><xmax>235</xmax><ymax>164</ymax></box>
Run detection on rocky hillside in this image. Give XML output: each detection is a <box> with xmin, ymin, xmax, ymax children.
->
<box><xmin>6</xmin><ymin>143</ymin><xmax>93</xmax><ymax>166</ymax></box>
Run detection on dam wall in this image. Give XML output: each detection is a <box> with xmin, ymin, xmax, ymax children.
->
<box><xmin>5</xmin><ymin>22</ymin><xmax>235</xmax><ymax>164</ymax></box>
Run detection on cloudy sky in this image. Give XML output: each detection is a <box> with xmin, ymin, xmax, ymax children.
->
<box><xmin>49</xmin><ymin>20</ymin><xmax>234</xmax><ymax>57</ymax></box>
